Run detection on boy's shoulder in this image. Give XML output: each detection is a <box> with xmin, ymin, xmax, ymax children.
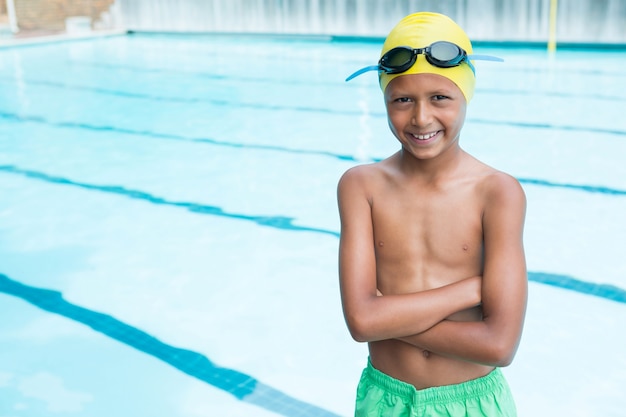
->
<box><xmin>338</xmin><ymin>159</ymin><xmax>389</xmax><ymax>186</ymax></box>
<box><xmin>459</xmin><ymin>154</ymin><xmax>526</xmax><ymax>207</ymax></box>
<box><xmin>472</xmin><ymin>163</ymin><xmax>526</xmax><ymax>206</ymax></box>
<box><xmin>466</xmin><ymin>154</ymin><xmax>520</xmax><ymax>187</ymax></box>
<box><xmin>337</xmin><ymin>159</ymin><xmax>394</xmax><ymax>204</ymax></box>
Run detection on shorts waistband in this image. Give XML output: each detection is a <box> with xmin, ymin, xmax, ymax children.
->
<box><xmin>364</xmin><ymin>359</ymin><xmax>506</xmax><ymax>405</ymax></box>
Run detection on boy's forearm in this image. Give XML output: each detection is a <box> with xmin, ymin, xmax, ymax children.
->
<box><xmin>398</xmin><ymin>318</ymin><xmax>521</xmax><ymax>367</ymax></box>
<box><xmin>348</xmin><ymin>276</ymin><xmax>481</xmax><ymax>342</ymax></box>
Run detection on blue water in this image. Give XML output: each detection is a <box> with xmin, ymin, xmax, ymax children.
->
<box><xmin>0</xmin><ymin>34</ymin><xmax>625</xmax><ymax>416</ymax></box>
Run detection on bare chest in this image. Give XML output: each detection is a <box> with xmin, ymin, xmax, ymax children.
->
<box><xmin>371</xmin><ymin>187</ymin><xmax>484</xmax><ymax>291</ymax></box>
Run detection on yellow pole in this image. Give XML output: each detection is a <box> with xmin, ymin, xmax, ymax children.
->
<box><xmin>547</xmin><ymin>0</ymin><xmax>558</xmax><ymax>53</ymax></box>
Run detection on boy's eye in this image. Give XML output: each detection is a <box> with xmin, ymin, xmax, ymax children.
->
<box><xmin>395</xmin><ymin>97</ymin><xmax>412</xmax><ymax>103</ymax></box>
<box><xmin>433</xmin><ymin>95</ymin><xmax>449</xmax><ymax>101</ymax></box>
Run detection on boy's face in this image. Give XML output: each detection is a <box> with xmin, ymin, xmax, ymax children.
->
<box><xmin>384</xmin><ymin>73</ymin><xmax>467</xmax><ymax>161</ymax></box>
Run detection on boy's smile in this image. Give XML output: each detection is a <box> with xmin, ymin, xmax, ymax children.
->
<box><xmin>411</xmin><ymin>130</ymin><xmax>440</xmax><ymax>140</ymax></box>
<box><xmin>409</xmin><ymin>130</ymin><xmax>442</xmax><ymax>144</ymax></box>
<box><xmin>384</xmin><ymin>73</ymin><xmax>467</xmax><ymax>161</ymax></box>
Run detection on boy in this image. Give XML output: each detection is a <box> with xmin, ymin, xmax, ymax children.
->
<box><xmin>337</xmin><ymin>12</ymin><xmax>527</xmax><ymax>416</ymax></box>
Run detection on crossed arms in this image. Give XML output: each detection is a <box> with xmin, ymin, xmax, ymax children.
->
<box><xmin>337</xmin><ymin>167</ymin><xmax>528</xmax><ymax>367</ymax></box>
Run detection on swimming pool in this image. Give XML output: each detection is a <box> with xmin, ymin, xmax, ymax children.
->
<box><xmin>0</xmin><ymin>33</ymin><xmax>625</xmax><ymax>416</ymax></box>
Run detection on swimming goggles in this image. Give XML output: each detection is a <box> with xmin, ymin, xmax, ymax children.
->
<box><xmin>345</xmin><ymin>41</ymin><xmax>503</xmax><ymax>82</ymax></box>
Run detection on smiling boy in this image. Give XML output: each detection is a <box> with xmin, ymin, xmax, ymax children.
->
<box><xmin>337</xmin><ymin>12</ymin><xmax>527</xmax><ymax>416</ymax></box>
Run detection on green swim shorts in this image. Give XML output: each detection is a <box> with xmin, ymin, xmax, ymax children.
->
<box><xmin>355</xmin><ymin>360</ymin><xmax>517</xmax><ymax>417</ymax></box>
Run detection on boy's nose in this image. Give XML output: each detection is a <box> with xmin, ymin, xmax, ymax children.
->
<box><xmin>412</xmin><ymin>102</ymin><xmax>432</xmax><ymax>127</ymax></box>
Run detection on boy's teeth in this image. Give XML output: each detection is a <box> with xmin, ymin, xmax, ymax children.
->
<box><xmin>413</xmin><ymin>131</ymin><xmax>437</xmax><ymax>140</ymax></box>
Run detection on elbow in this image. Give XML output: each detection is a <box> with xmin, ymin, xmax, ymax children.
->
<box><xmin>485</xmin><ymin>340</ymin><xmax>517</xmax><ymax>367</ymax></box>
<box><xmin>492</xmin><ymin>353</ymin><xmax>514</xmax><ymax>368</ymax></box>
<box><xmin>480</xmin><ymin>319</ymin><xmax>523</xmax><ymax>367</ymax></box>
<box><xmin>349</xmin><ymin>329</ymin><xmax>369</xmax><ymax>343</ymax></box>
<box><xmin>345</xmin><ymin>314</ymin><xmax>376</xmax><ymax>343</ymax></box>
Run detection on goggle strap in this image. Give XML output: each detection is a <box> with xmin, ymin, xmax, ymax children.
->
<box><xmin>344</xmin><ymin>55</ymin><xmax>504</xmax><ymax>82</ymax></box>
<box><xmin>465</xmin><ymin>59</ymin><xmax>476</xmax><ymax>75</ymax></box>
<box><xmin>345</xmin><ymin>65</ymin><xmax>380</xmax><ymax>82</ymax></box>
<box><xmin>467</xmin><ymin>54</ymin><xmax>504</xmax><ymax>62</ymax></box>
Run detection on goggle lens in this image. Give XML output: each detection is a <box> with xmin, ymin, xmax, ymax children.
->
<box><xmin>380</xmin><ymin>48</ymin><xmax>415</xmax><ymax>73</ymax></box>
<box><xmin>429</xmin><ymin>41</ymin><xmax>463</xmax><ymax>63</ymax></box>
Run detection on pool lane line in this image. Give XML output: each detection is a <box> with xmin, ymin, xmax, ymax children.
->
<box><xmin>0</xmin><ymin>164</ymin><xmax>625</xmax><ymax>305</ymax></box>
<box><xmin>1</xmin><ymin>81</ymin><xmax>626</xmax><ymax>137</ymax></box>
<box><xmin>0</xmin><ymin>164</ymin><xmax>341</xmax><ymax>238</ymax></box>
<box><xmin>0</xmin><ymin>274</ymin><xmax>342</xmax><ymax>417</ymax></box>
<box><xmin>0</xmin><ymin>111</ymin><xmax>360</xmax><ymax>161</ymax></box>
<box><xmin>528</xmin><ymin>272</ymin><xmax>626</xmax><ymax>304</ymax></box>
<box><xmin>5</xmin><ymin>69</ymin><xmax>626</xmax><ymax>104</ymax></box>
<box><xmin>1</xmin><ymin>112</ymin><xmax>626</xmax><ymax>198</ymax></box>
<box><xmin>516</xmin><ymin>178</ymin><xmax>626</xmax><ymax>196</ymax></box>
<box><xmin>0</xmin><ymin>79</ymin><xmax>364</xmax><ymax>117</ymax></box>
<box><xmin>2</xmin><ymin>110</ymin><xmax>626</xmax><ymax>169</ymax></box>
<box><xmin>469</xmin><ymin>118</ymin><xmax>626</xmax><ymax>137</ymax></box>
<box><xmin>479</xmin><ymin>88</ymin><xmax>626</xmax><ymax>103</ymax></box>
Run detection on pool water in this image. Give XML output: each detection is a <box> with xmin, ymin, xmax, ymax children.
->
<box><xmin>0</xmin><ymin>33</ymin><xmax>625</xmax><ymax>417</ymax></box>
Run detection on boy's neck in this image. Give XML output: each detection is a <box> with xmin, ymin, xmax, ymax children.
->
<box><xmin>397</xmin><ymin>143</ymin><xmax>467</xmax><ymax>180</ymax></box>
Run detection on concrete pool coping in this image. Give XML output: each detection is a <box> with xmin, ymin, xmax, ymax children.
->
<box><xmin>0</xmin><ymin>28</ymin><xmax>128</xmax><ymax>49</ymax></box>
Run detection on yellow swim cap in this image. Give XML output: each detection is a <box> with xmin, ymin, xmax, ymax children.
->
<box><xmin>380</xmin><ymin>12</ymin><xmax>475</xmax><ymax>102</ymax></box>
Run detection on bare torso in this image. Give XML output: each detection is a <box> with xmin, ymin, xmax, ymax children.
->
<box><xmin>368</xmin><ymin>151</ymin><xmax>494</xmax><ymax>388</ymax></box>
